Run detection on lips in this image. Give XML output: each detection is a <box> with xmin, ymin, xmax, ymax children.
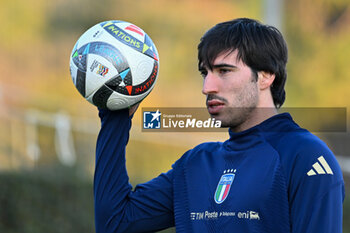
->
<box><xmin>207</xmin><ymin>99</ymin><xmax>225</xmax><ymax>115</ymax></box>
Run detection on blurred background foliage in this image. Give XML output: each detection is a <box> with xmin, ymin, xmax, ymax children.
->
<box><xmin>0</xmin><ymin>0</ymin><xmax>349</xmax><ymax>232</ymax></box>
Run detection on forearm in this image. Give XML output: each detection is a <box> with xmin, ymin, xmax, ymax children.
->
<box><xmin>94</xmin><ymin>109</ymin><xmax>132</xmax><ymax>232</ymax></box>
<box><xmin>93</xmin><ymin>109</ymin><xmax>174</xmax><ymax>233</ymax></box>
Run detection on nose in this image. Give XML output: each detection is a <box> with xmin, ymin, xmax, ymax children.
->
<box><xmin>202</xmin><ymin>72</ymin><xmax>219</xmax><ymax>95</ymax></box>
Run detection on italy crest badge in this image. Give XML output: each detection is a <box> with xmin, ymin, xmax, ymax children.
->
<box><xmin>214</xmin><ymin>170</ymin><xmax>236</xmax><ymax>204</ymax></box>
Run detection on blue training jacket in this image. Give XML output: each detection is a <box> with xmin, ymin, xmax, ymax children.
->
<box><xmin>94</xmin><ymin>109</ymin><xmax>344</xmax><ymax>233</ymax></box>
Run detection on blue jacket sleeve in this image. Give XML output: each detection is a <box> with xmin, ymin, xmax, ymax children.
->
<box><xmin>94</xmin><ymin>109</ymin><xmax>174</xmax><ymax>233</ymax></box>
<box><xmin>288</xmin><ymin>138</ymin><xmax>345</xmax><ymax>233</ymax></box>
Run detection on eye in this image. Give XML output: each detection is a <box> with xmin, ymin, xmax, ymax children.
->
<box><xmin>199</xmin><ymin>69</ymin><xmax>208</xmax><ymax>78</ymax></box>
<box><xmin>218</xmin><ymin>68</ymin><xmax>230</xmax><ymax>75</ymax></box>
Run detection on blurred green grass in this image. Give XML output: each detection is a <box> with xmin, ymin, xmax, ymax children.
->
<box><xmin>0</xmin><ymin>166</ymin><xmax>95</xmax><ymax>233</ymax></box>
<box><xmin>0</xmin><ymin>166</ymin><xmax>177</xmax><ymax>233</ymax></box>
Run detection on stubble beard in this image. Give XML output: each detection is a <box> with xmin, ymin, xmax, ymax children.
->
<box><xmin>215</xmin><ymin>82</ymin><xmax>259</xmax><ymax>131</ymax></box>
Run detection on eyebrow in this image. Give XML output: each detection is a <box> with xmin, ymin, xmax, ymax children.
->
<box><xmin>212</xmin><ymin>63</ymin><xmax>238</xmax><ymax>69</ymax></box>
<box><xmin>198</xmin><ymin>63</ymin><xmax>238</xmax><ymax>72</ymax></box>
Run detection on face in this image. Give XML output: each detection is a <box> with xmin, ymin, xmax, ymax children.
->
<box><xmin>200</xmin><ymin>50</ymin><xmax>259</xmax><ymax>130</ymax></box>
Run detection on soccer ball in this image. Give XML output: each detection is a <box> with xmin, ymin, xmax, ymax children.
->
<box><xmin>69</xmin><ymin>20</ymin><xmax>159</xmax><ymax>110</ymax></box>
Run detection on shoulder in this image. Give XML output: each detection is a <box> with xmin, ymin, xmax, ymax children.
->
<box><xmin>294</xmin><ymin>132</ymin><xmax>342</xmax><ymax>180</ymax></box>
<box><xmin>276</xmin><ymin>130</ymin><xmax>343</xmax><ymax>197</ymax></box>
<box><xmin>278</xmin><ymin>130</ymin><xmax>339</xmax><ymax>172</ymax></box>
<box><xmin>266</xmin><ymin>127</ymin><xmax>343</xmax><ymax>187</ymax></box>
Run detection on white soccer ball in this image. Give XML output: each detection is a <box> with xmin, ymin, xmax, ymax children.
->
<box><xmin>69</xmin><ymin>20</ymin><xmax>159</xmax><ymax>110</ymax></box>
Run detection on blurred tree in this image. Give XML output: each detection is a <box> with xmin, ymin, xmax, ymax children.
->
<box><xmin>0</xmin><ymin>0</ymin><xmax>46</xmax><ymax>50</ymax></box>
<box><xmin>284</xmin><ymin>0</ymin><xmax>350</xmax><ymax>107</ymax></box>
<box><xmin>45</xmin><ymin>0</ymin><xmax>115</xmax><ymax>39</ymax></box>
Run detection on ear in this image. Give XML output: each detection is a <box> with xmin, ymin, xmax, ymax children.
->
<box><xmin>258</xmin><ymin>71</ymin><xmax>275</xmax><ymax>90</ymax></box>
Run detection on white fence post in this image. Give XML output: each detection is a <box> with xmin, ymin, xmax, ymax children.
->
<box><xmin>54</xmin><ymin>112</ymin><xmax>76</xmax><ymax>166</ymax></box>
